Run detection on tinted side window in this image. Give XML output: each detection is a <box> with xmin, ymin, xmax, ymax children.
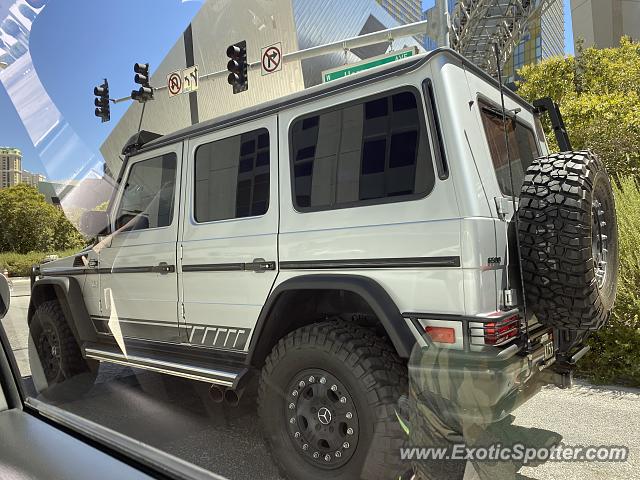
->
<box><xmin>290</xmin><ymin>90</ymin><xmax>435</xmax><ymax>210</ymax></box>
<box><xmin>115</xmin><ymin>153</ymin><xmax>177</xmax><ymax>231</ymax></box>
<box><xmin>480</xmin><ymin>105</ymin><xmax>539</xmax><ymax>196</ymax></box>
<box><xmin>194</xmin><ymin>129</ymin><xmax>270</xmax><ymax>222</ymax></box>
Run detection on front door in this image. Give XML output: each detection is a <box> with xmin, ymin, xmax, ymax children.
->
<box><xmin>97</xmin><ymin>143</ymin><xmax>183</xmax><ymax>346</ymax></box>
<box><xmin>179</xmin><ymin>116</ymin><xmax>279</xmax><ymax>352</ymax></box>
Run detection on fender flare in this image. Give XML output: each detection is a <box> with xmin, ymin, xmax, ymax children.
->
<box><xmin>247</xmin><ymin>274</ymin><xmax>416</xmax><ymax>365</ymax></box>
<box><xmin>28</xmin><ymin>277</ymin><xmax>97</xmax><ymax>346</ymax></box>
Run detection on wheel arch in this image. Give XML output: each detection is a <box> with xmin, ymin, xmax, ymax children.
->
<box><xmin>29</xmin><ymin>277</ymin><xmax>97</xmax><ymax>346</ymax></box>
<box><xmin>247</xmin><ymin>274</ymin><xmax>415</xmax><ymax>367</ymax></box>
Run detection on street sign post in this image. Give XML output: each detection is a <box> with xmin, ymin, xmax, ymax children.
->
<box><xmin>322</xmin><ymin>47</ymin><xmax>418</xmax><ymax>83</ymax></box>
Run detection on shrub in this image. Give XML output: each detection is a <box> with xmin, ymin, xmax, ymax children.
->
<box><xmin>578</xmin><ymin>177</ymin><xmax>640</xmax><ymax>386</ymax></box>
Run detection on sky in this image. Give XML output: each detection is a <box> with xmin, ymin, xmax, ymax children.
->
<box><xmin>0</xmin><ymin>0</ymin><xmax>203</xmax><ymax>179</ymax></box>
<box><xmin>1</xmin><ymin>0</ymin><xmax>575</xmax><ymax>180</ymax></box>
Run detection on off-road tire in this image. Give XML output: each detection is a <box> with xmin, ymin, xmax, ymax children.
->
<box><xmin>28</xmin><ymin>300</ymin><xmax>97</xmax><ymax>400</ymax></box>
<box><xmin>518</xmin><ymin>150</ymin><xmax>618</xmax><ymax>330</ymax></box>
<box><xmin>258</xmin><ymin>321</ymin><xmax>407</xmax><ymax>480</ymax></box>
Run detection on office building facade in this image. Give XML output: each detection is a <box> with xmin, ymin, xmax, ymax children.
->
<box><xmin>571</xmin><ymin>0</ymin><xmax>640</xmax><ymax>50</ymax></box>
<box><xmin>422</xmin><ymin>0</ymin><xmax>564</xmax><ymax>81</ymax></box>
<box><xmin>503</xmin><ymin>0</ymin><xmax>564</xmax><ymax>82</ymax></box>
<box><xmin>376</xmin><ymin>0</ymin><xmax>422</xmax><ymax>25</ymax></box>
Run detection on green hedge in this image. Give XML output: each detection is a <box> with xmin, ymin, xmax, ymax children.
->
<box><xmin>0</xmin><ymin>249</ymin><xmax>81</xmax><ymax>277</ymax></box>
<box><xmin>577</xmin><ymin>177</ymin><xmax>640</xmax><ymax>386</ymax></box>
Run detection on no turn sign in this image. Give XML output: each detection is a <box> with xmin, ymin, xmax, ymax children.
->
<box><xmin>167</xmin><ymin>65</ymin><xmax>199</xmax><ymax>97</ymax></box>
<box><xmin>167</xmin><ymin>72</ymin><xmax>182</xmax><ymax>97</ymax></box>
<box><xmin>261</xmin><ymin>42</ymin><xmax>282</xmax><ymax>76</ymax></box>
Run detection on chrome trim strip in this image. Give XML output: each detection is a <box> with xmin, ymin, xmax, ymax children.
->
<box><xmin>84</xmin><ymin>347</ymin><xmax>238</xmax><ymax>387</ymax></box>
<box><xmin>279</xmin><ymin>256</ymin><xmax>461</xmax><ymax>270</ymax></box>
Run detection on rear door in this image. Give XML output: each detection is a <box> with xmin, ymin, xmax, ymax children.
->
<box><xmin>97</xmin><ymin>144</ymin><xmax>182</xmax><ymax>344</ymax></box>
<box><xmin>179</xmin><ymin>116</ymin><xmax>278</xmax><ymax>352</ymax></box>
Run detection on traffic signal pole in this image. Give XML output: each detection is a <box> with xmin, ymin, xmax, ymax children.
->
<box><xmin>103</xmin><ymin>19</ymin><xmax>430</xmax><ymax>105</ymax></box>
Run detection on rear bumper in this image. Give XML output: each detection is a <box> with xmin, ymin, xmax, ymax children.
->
<box><xmin>408</xmin><ymin>330</ymin><xmax>559</xmax><ymax>423</ymax></box>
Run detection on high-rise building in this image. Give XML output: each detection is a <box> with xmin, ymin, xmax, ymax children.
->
<box><xmin>503</xmin><ymin>1</ymin><xmax>565</xmax><ymax>82</ymax></box>
<box><xmin>376</xmin><ymin>0</ymin><xmax>425</xmax><ymax>46</ymax></box>
<box><xmin>21</xmin><ymin>170</ymin><xmax>46</xmax><ymax>187</ymax></box>
<box><xmin>571</xmin><ymin>0</ymin><xmax>640</xmax><ymax>50</ymax></box>
<box><xmin>0</xmin><ymin>147</ymin><xmax>22</xmax><ymax>188</ymax></box>
<box><xmin>376</xmin><ymin>0</ymin><xmax>423</xmax><ymax>25</ymax></box>
<box><xmin>422</xmin><ymin>0</ymin><xmax>564</xmax><ymax>81</ymax></box>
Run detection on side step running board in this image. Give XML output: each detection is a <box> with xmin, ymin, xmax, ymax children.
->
<box><xmin>84</xmin><ymin>345</ymin><xmax>246</xmax><ymax>388</ymax></box>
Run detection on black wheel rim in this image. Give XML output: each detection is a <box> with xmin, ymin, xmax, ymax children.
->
<box><xmin>591</xmin><ymin>191</ymin><xmax>611</xmax><ymax>290</ymax></box>
<box><xmin>36</xmin><ymin>324</ymin><xmax>61</xmax><ymax>382</ymax></box>
<box><xmin>284</xmin><ymin>369</ymin><xmax>360</xmax><ymax>469</ymax></box>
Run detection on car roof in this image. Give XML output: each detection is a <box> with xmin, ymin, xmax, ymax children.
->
<box><xmin>135</xmin><ymin>47</ymin><xmax>533</xmax><ymax>155</ymax></box>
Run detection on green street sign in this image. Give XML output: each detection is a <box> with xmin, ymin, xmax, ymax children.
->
<box><xmin>322</xmin><ymin>47</ymin><xmax>418</xmax><ymax>83</ymax></box>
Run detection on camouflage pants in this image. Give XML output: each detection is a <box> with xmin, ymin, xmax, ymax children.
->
<box><xmin>406</xmin><ymin>346</ymin><xmax>561</xmax><ymax>480</ymax></box>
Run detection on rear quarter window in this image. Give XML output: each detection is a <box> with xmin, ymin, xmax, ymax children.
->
<box><xmin>480</xmin><ymin>103</ymin><xmax>539</xmax><ymax>196</ymax></box>
<box><xmin>289</xmin><ymin>88</ymin><xmax>436</xmax><ymax>211</ymax></box>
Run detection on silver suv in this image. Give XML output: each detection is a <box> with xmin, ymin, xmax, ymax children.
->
<box><xmin>28</xmin><ymin>48</ymin><xmax>618</xmax><ymax>480</ymax></box>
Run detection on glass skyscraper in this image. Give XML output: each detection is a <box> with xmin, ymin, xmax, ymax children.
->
<box><xmin>422</xmin><ymin>0</ymin><xmax>565</xmax><ymax>80</ymax></box>
<box><xmin>376</xmin><ymin>0</ymin><xmax>423</xmax><ymax>25</ymax></box>
<box><xmin>376</xmin><ymin>0</ymin><xmax>425</xmax><ymax>45</ymax></box>
<box><xmin>503</xmin><ymin>0</ymin><xmax>565</xmax><ymax>82</ymax></box>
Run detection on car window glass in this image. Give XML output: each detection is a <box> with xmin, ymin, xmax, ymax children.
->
<box><xmin>115</xmin><ymin>153</ymin><xmax>177</xmax><ymax>231</ymax></box>
<box><xmin>480</xmin><ymin>105</ymin><xmax>539</xmax><ymax>196</ymax></box>
<box><xmin>290</xmin><ymin>90</ymin><xmax>435</xmax><ymax>210</ymax></box>
<box><xmin>194</xmin><ymin>128</ymin><xmax>270</xmax><ymax>222</ymax></box>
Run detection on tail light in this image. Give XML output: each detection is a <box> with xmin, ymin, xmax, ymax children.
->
<box><xmin>483</xmin><ymin>313</ymin><xmax>520</xmax><ymax>345</ymax></box>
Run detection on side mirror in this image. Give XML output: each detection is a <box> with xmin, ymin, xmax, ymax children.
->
<box><xmin>80</xmin><ymin>210</ymin><xmax>110</xmax><ymax>237</ymax></box>
<box><xmin>0</xmin><ymin>274</ymin><xmax>10</xmax><ymax>319</ymax></box>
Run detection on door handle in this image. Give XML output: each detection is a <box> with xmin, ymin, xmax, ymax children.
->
<box><xmin>151</xmin><ymin>262</ymin><xmax>175</xmax><ymax>274</ymax></box>
<box><xmin>245</xmin><ymin>258</ymin><xmax>276</xmax><ymax>273</ymax></box>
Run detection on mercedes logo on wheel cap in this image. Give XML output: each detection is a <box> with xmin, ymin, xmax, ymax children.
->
<box><xmin>317</xmin><ymin>407</ymin><xmax>332</xmax><ymax>425</ymax></box>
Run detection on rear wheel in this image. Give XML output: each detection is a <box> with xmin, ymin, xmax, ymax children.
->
<box><xmin>518</xmin><ymin>150</ymin><xmax>618</xmax><ymax>330</ymax></box>
<box><xmin>258</xmin><ymin>321</ymin><xmax>407</xmax><ymax>480</ymax></box>
<box><xmin>28</xmin><ymin>300</ymin><xmax>97</xmax><ymax>400</ymax></box>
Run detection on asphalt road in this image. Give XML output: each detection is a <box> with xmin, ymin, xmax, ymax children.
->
<box><xmin>3</xmin><ymin>279</ymin><xmax>639</xmax><ymax>480</ymax></box>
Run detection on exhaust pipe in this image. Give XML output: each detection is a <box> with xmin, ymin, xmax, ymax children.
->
<box><xmin>209</xmin><ymin>384</ymin><xmax>225</xmax><ymax>403</ymax></box>
<box><xmin>224</xmin><ymin>387</ymin><xmax>244</xmax><ymax>407</ymax></box>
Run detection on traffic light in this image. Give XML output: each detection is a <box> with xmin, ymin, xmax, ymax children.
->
<box><xmin>226</xmin><ymin>40</ymin><xmax>248</xmax><ymax>94</ymax></box>
<box><xmin>93</xmin><ymin>79</ymin><xmax>110</xmax><ymax>123</ymax></box>
<box><xmin>131</xmin><ymin>63</ymin><xmax>154</xmax><ymax>103</ymax></box>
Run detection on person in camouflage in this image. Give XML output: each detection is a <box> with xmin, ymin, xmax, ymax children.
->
<box><xmin>399</xmin><ymin>343</ymin><xmax>562</xmax><ymax>479</ymax></box>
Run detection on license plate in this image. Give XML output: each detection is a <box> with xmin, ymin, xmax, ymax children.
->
<box><xmin>544</xmin><ymin>340</ymin><xmax>554</xmax><ymax>360</ymax></box>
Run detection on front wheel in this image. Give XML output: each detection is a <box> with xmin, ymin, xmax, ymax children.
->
<box><xmin>28</xmin><ymin>300</ymin><xmax>97</xmax><ymax>400</ymax></box>
<box><xmin>258</xmin><ymin>321</ymin><xmax>407</xmax><ymax>480</ymax></box>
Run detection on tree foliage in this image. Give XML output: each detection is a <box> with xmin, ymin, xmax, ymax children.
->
<box><xmin>517</xmin><ymin>37</ymin><xmax>640</xmax><ymax>177</ymax></box>
<box><xmin>578</xmin><ymin>177</ymin><xmax>640</xmax><ymax>386</ymax></box>
<box><xmin>0</xmin><ymin>184</ymin><xmax>86</xmax><ymax>254</ymax></box>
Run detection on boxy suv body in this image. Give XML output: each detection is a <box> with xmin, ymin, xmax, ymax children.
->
<box><xmin>28</xmin><ymin>48</ymin><xmax>618</xmax><ymax>479</ymax></box>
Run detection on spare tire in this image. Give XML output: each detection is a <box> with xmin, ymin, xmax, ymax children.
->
<box><xmin>517</xmin><ymin>150</ymin><xmax>618</xmax><ymax>331</ymax></box>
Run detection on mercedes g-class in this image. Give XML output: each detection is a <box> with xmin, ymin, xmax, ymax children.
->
<box><xmin>28</xmin><ymin>47</ymin><xmax>618</xmax><ymax>480</ymax></box>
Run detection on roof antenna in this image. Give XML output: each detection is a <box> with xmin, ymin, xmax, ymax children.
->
<box><xmin>493</xmin><ymin>42</ymin><xmax>530</xmax><ymax>348</ymax></box>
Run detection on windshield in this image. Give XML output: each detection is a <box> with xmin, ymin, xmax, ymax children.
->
<box><xmin>0</xmin><ymin>2</ymin><xmax>635</xmax><ymax>480</ymax></box>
